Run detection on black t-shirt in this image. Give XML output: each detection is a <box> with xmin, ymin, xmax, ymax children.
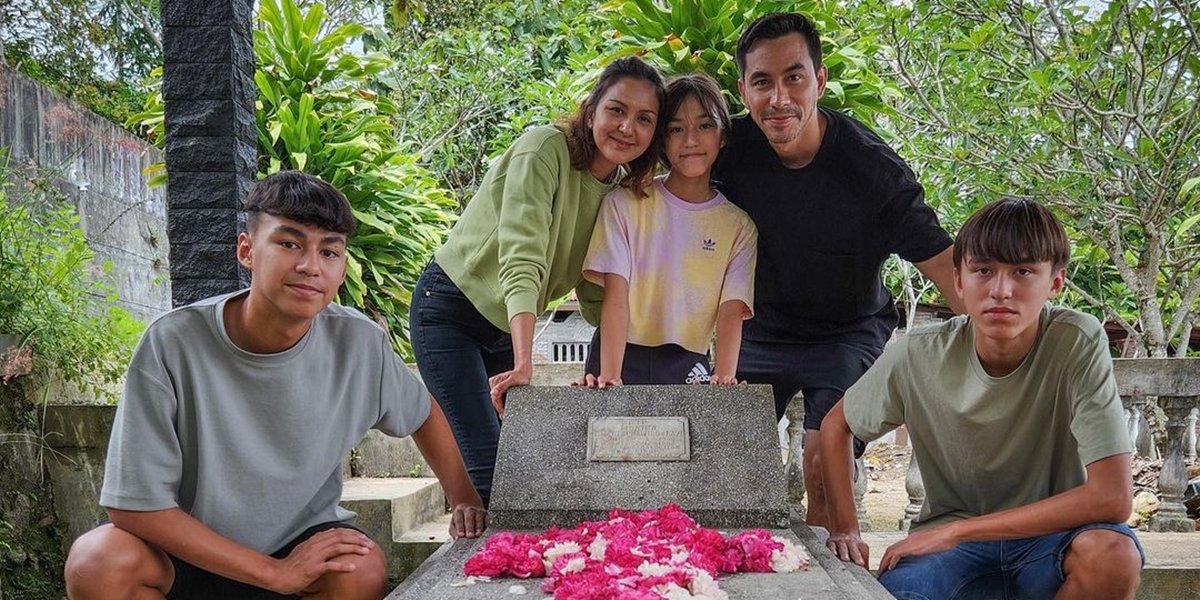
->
<box><xmin>712</xmin><ymin>107</ymin><xmax>951</xmax><ymax>347</ymax></box>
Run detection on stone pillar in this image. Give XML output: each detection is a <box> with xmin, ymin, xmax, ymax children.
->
<box><xmin>1186</xmin><ymin>407</ymin><xmax>1198</xmax><ymax>464</ymax></box>
<box><xmin>899</xmin><ymin>452</ymin><xmax>924</xmax><ymax>531</ymax></box>
<box><xmin>161</xmin><ymin>0</ymin><xmax>257</xmax><ymax>307</ymax></box>
<box><xmin>1149</xmin><ymin>396</ymin><xmax>1198</xmax><ymax>532</ymax></box>
<box><xmin>784</xmin><ymin>399</ymin><xmax>805</xmax><ymax>517</ymax></box>
<box><xmin>853</xmin><ymin>456</ymin><xmax>870</xmax><ymax>532</ymax></box>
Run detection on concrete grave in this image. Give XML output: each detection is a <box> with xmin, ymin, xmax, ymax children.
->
<box><xmin>488</xmin><ymin>384</ymin><xmax>787</xmax><ymax>530</ymax></box>
<box><xmin>390</xmin><ymin>385</ymin><xmax>891</xmax><ymax>599</ymax></box>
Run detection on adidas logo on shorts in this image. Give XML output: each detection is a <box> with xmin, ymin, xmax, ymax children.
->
<box><xmin>685</xmin><ymin>362</ymin><xmax>711</xmax><ymax>384</ymax></box>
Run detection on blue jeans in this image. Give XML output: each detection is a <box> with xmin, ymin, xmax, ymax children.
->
<box><xmin>879</xmin><ymin>522</ymin><xmax>1144</xmax><ymax>600</ymax></box>
<box><xmin>409</xmin><ymin>262</ymin><xmax>512</xmax><ymax>502</ymax></box>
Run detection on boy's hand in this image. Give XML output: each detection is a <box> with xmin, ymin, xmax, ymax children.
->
<box><xmin>878</xmin><ymin>524</ymin><xmax>961</xmax><ymax>573</ymax></box>
<box><xmin>709</xmin><ymin>373</ymin><xmax>740</xmax><ymax>385</ymax></box>
<box><xmin>488</xmin><ymin>364</ymin><xmax>532</xmax><ymax>417</ymax></box>
<box><xmin>825</xmin><ymin>530</ymin><xmax>869</xmax><ymax>567</ymax></box>
<box><xmin>269</xmin><ymin>529</ymin><xmax>374</xmax><ymax>593</ymax></box>
<box><xmin>450</xmin><ymin>503</ymin><xmax>487</xmax><ymax>539</ymax></box>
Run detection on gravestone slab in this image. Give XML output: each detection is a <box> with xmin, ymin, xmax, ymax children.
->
<box><xmin>389</xmin><ymin>526</ymin><xmax>889</xmax><ymax>600</ymax></box>
<box><xmin>488</xmin><ymin>385</ymin><xmax>788</xmax><ymax>529</ymax></box>
<box><xmin>390</xmin><ymin>385</ymin><xmax>892</xmax><ymax>599</ymax></box>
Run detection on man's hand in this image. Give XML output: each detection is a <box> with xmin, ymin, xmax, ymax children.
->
<box><xmin>488</xmin><ymin>364</ymin><xmax>532</xmax><ymax>417</ymax></box>
<box><xmin>450</xmin><ymin>502</ymin><xmax>488</xmax><ymax>539</ymax></box>
<box><xmin>826</xmin><ymin>530</ymin><xmax>870</xmax><ymax>567</ymax></box>
<box><xmin>878</xmin><ymin>523</ymin><xmax>961</xmax><ymax>573</ymax></box>
<box><xmin>709</xmin><ymin>373</ymin><xmax>740</xmax><ymax>385</ymax></box>
<box><xmin>268</xmin><ymin>528</ymin><xmax>374</xmax><ymax>594</ymax></box>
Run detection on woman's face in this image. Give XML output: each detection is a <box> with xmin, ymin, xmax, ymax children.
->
<box><xmin>588</xmin><ymin>76</ymin><xmax>660</xmax><ymax>180</ymax></box>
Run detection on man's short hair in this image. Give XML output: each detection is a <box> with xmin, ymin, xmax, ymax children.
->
<box><xmin>244</xmin><ymin>171</ymin><xmax>357</xmax><ymax>237</ymax></box>
<box><xmin>953</xmin><ymin>198</ymin><xmax>1070</xmax><ymax>270</ymax></box>
<box><xmin>736</xmin><ymin>12</ymin><xmax>823</xmax><ymax>76</ymax></box>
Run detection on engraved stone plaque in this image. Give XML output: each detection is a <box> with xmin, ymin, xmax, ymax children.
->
<box><xmin>586</xmin><ymin>416</ymin><xmax>690</xmax><ymax>462</ymax></box>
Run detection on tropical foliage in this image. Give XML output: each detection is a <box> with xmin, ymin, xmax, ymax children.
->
<box><xmin>129</xmin><ymin>0</ymin><xmax>458</xmax><ymax>358</ymax></box>
<box><xmin>0</xmin><ymin>159</ymin><xmax>144</xmax><ymax>389</ymax></box>
<box><xmin>601</xmin><ymin>0</ymin><xmax>899</xmax><ymax>122</ymax></box>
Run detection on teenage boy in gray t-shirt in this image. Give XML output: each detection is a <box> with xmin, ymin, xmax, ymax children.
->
<box><xmin>64</xmin><ymin>171</ymin><xmax>486</xmax><ymax>600</ymax></box>
<box><xmin>821</xmin><ymin>199</ymin><xmax>1143</xmax><ymax>600</ymax></box>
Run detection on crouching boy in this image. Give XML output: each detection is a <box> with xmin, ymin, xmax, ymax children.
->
<box><xmin>65</xmin><ymin>171</ymin><xmax>485</xmax><ymax>600</ymax></box>
<box><xmin>821</xmin><ymin>198</ymin><xmax>1143</xmax><ymax>600</ymax></box>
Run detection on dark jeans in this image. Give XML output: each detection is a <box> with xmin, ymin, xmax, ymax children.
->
<box><xmin>736</xmin><ymin>337</ymin><xmax>880</xmax><ymax>457</ymax></box>
<box><xmin>409</xmin><ymin>261</ymin><xmax>512</xmax><ymax>502</ymax></box>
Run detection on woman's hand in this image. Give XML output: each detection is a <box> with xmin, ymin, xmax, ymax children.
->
<box><xmin>488</xmin><ymin>364</ymin><xmax>532</xmax><ymax>417</ymax></box>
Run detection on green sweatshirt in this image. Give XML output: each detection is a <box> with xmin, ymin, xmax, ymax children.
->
<box><xmin>435</xmin><ymin>126</ymin><xmax>614</xmax><ymax>331</ymax></box>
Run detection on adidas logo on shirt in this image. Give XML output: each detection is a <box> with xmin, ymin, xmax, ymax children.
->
<box><xmin>685</xmin><ymin>362</ymin><xmax>711</xmax><ymax>384</ymax></box>
<box><xmin>701</xmin><ymin>238</ymin><xmax>716</xmax><ymax>252</ymax></box>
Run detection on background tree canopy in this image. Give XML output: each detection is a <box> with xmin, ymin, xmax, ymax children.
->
<box><xmin>13</xmin><ymin>0</ymin><xmax>1199</xmax><ymax>358</ymax></box>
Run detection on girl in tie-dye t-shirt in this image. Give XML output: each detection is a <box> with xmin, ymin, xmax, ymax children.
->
<box><xmin>579</xmin><ymin>74</ymin><xmax>757</xmax><ymax>386</ymax></box>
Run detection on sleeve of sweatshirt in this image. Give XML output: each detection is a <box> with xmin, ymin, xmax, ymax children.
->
<box><xmin>496</xmin><ymin>141</ymin><xmax>561</xmax><ymax>322</ymax></box>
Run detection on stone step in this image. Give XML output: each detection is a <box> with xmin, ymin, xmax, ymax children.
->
<box><xmin>341</xmin><ymin>477</ymin><xmax>446</xmax><ymax>540</ymax></box>
<box><xmin>341</xmin><ymin>477</ymin><xmax>450</xmax><ymax>584</ymax></box>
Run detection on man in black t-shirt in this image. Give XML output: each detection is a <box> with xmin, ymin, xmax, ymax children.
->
<box><xmin>712</xmin><ymin>12</ymin><xmax>964</xmax><ymax>527</ymax></box>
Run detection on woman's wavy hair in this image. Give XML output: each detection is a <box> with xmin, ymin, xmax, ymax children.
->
<box><xmin>556</xmin><ymin>56</ymin><xmax>667</xmax><ymax>198</ymax></box>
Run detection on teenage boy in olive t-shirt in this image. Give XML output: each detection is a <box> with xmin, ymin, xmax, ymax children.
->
<box><xmin>821</xmin><ymin>199</ymin><xmax>1143</xmax><ymax>600</ymax></box>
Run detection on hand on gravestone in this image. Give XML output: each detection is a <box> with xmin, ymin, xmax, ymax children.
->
<box><xmin>450</xmin><ymin>502</ymin><xmax>488</xmax><ymax>539</ymax></box>
<box><xmin>575</xmin><ymin>373</ymin><xmax>622</xmax><ymax>388</ymax></box>
<box><xmin>268</xmin><ymin>528</ymin><xmax>374</xmax><ymax>594</ymax></box>
<box><xmin>825</xmin><ymin>530</ymin><xmax>869</xmax><ymax>568</ymax></box>
<box><xmin>710</xmin><ymin>373</ymin><xmax>741</xmax><ymax>385</ymax></box>
<box><xmin>488</xmin><ymin>364</ymin><xmax>532</xmax><ymax>417</ymax></box>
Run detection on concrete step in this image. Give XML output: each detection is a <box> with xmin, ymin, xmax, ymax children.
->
<box><xmin>340</xmin><ymin>477</ymin><xmax>451</xmax><ymax>584</ymax></box>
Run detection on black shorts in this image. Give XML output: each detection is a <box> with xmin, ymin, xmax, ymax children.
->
<box><xmin>167</xmin><ymin>522</ymin><xmax>364</xmax><ymax>600</ymax></box>
<box><xmin>584</xmin><ymin>329</ymin><xmax>711</xmax><ymax>384</ymax></box>
<box><xmin>737</xmin><ymin>338</ymin><xmax>882</xmax><ymax>456</ymax></box>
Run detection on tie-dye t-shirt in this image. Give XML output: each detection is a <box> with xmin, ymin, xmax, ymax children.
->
<box><xmin>582</xmin><ymin>176</ymin><xmax>757</xmax><ymax>355</ymax></box>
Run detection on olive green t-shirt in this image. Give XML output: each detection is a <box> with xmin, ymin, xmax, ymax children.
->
<box><xmin>843</xmin><ymin>305</ymin><xmax>1132</xmax><ymax>530</ymax></box>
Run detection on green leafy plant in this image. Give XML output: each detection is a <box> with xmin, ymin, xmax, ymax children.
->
<box><xmin>600</xmin><ymin>0</ymin><xmax>899</xmax><ymax>121</ymax></box>
<box><xmin>0</xmin><ymin>159</ymin><xmax>144</xmax><ymax>391</ymax></box>
<box><xmin>129</xmin><ymin>0</ymin><xmax>459</xmax><ymax>358</ymax></box>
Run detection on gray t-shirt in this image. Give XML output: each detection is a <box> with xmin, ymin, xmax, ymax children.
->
<box><xmin>100</xmin><ymin>290</ymin><xmax>431</xmax><ymax>553</ymax></box>
<box><xmin>843</xmin><ymin>305</ymin><xmax>1131</xmax><ymax>530</ymax></box>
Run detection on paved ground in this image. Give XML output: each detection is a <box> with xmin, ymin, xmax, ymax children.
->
<box><xmin>855</xmin><ymin>443</ymin><xmax>1200</xmax><ymax>572</ymax></box>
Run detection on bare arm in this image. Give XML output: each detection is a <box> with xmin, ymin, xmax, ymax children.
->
<box><xmin>594</xmin><ymin>273</ymin><xmax>630</xmax><ymax>387</ymax></box>
<box><xmin>712</xmin><ymin>300</ymin><xmax>750</xmax><ymax>384</ymax></box>
<box><xmin>488</xmin><ymin>311</ymin><xmax>536</xmax><ymax>415</ymax></box>
<box><xmin>106</xmin><ymin>507</ymin><xmax>371</xmax><ymax>594</ymax></box>
<box><xmin>877</xmin><ymin>453</ymin><xmax>1133</xmax><ymax>572</ymax></box>
<box><xmin>411</xmin><ymin>401</ymin><xmax>487</xmax><ymax>538</ymax></box>
<box><xmin>913</xmin><ymin>247</ymin><xmax>965</xmax><ymax>314</ymax></box>
<box><xmin>819</xmin><ymin>401</ymin><xmax>871</xmax><ymax>566</ymax></box>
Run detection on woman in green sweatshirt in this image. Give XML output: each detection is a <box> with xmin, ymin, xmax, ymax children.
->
<box><xmin>409</xmin><ymin>56</ymin><xmax>667</xmax><ymax>503</ymax></box>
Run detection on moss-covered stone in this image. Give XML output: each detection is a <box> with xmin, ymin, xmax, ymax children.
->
<box><xmin>0</xmin><ymin>382</ymin><xmax>67</xmax><ymax>599</ymax></box>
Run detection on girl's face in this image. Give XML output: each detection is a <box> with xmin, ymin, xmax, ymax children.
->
<box><xmin>588</xmin><ymin>76</ymin><xmax>661</xmax><ymax>180</ymax></box>
<box><xmin>664</xmin><ymin>95</ymin><xmax>723</xmax><ymax>180</ymax></box>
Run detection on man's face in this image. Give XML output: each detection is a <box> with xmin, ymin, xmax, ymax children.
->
<box><xmin>954</xmin><ymin>256</ymin><xmax>1064</xmax><ymax>351</ymax></box>
<box><xmin>737</xmin><ymin>33</ymin><xmax>827</xmax><ymax>154</ymax></box>
<box><xmin>238</xmin><ymin>214</ymin><xmax>347</xmax><ymax>323</ymax></box>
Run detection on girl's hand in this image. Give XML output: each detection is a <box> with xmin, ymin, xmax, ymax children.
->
<box><xmin>710</xmin><ymin>373</ymin><xmax>740</xmax><ymax>385</ymax></box>
<box><xmin>576</xmin><ymin>373</ymin><xmax>622</xmax><ymax>388</ymax></box>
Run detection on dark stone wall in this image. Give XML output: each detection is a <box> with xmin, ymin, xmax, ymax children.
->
<box><xmin>161</xmin><ymin>0</ymin><xmax>256</xmax><ymax>307</ymax></box>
